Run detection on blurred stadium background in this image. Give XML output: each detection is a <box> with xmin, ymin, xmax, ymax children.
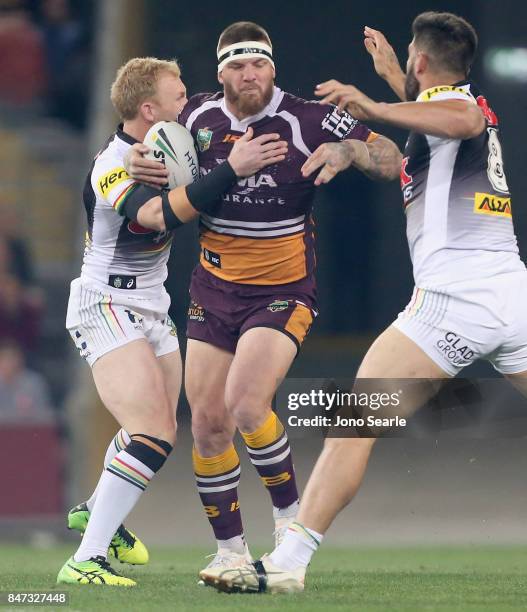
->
<box><xmin>1</xmin><ymin>0</ymin><xmax>526</xmax><ymax>553</ymax></box>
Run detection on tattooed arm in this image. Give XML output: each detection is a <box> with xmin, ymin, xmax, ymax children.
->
<box><xmin>301</xmin><ymin>135</ymin><xmax>401</xmax><ymax>185</ymax></box>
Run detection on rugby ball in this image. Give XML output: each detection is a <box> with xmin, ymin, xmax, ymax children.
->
<box><xmin>144</xmin><ymin>121</ymin><xmax>199</xmax><ymax>189</ymax></box>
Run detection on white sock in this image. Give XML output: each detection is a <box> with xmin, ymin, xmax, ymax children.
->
<box><xmin>217</xmin><ymin>534</ymin><xmax>247</xmax><ymax>555</ymax></box>
<box><xmin>269</xmin><ymin>522</ymin><xmax>323</xmax><ymax>570</ymax></box>
<box><xmin>74</xmin><ymin>448</ymin><xmax>153</xmax><ymax>561</ymax></box>
<box><xmin>86</xmin><ymin>429</ymin><xmax>130</xmax><ymax>512</ymax></box>
<box><xmin>273</xmin><ymin>499</ymin><xmax>300</xmax><ymax>520</ymax></box>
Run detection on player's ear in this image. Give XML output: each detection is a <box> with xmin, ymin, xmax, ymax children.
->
<box><xmin>217</xmin><ymin>71</ymin><xmax>224</xmax><ymax>85</ymax></box>
<box><xmin>140</xmin><ymin>101</ymin><xmax>155</xmax><ymax>123</ymax></box>
<box><xmin>415</xmin><ymin>52</ymin><xmax>428</xmax><ymax>76</ymax></box>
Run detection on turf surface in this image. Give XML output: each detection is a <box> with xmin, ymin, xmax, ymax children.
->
<box><xmin>0</xmin><ymin>545</ymin><xmax>526</xmax><ymax>611</ymax></box>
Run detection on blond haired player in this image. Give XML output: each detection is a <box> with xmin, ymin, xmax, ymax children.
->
<box><xmin>57</xmin><ymin>56</ymin><xmax>287</xmax><ymax>587</ymax></box>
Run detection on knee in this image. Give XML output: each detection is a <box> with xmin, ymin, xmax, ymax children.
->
<box><xmin>191</xmin><ymin>409</ymin><xmax>233</xmax><ymax>455</ymax></box>
<box><xmin>141</xmin><ymin>393</ymin><xmax>177</xmax><ymax>446</ymax></box>
<box><xmin>225</xmin><ymin>386</ymin><xmax>266</xmax><ymax>432</ymax></box>
<box><xmin>159</xmin><ymin>418</ymin><xmax>177</xmax><ymax>447</ymax></box>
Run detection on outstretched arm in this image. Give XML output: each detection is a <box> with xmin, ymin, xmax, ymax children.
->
<box><xmin>301</xmin><ymin>135</ymin><xmax>401</xmax><ymax>185</ymax></box>
<box><xmin>363</xmin><ymin>26</ymin><xmax>406</xmax><ymax>101</ymax></box>
<box><xmin>316</xmin><ymin>81</ymin><xmax>485</xmax><ymax>140</ymax></box>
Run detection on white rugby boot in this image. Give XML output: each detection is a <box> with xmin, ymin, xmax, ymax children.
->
<box><xmin>199</xmin><ymin>553</ymin><xmax>305</xmax><ymax>594</ymax></box>
<box><xmin>198</xmin><ymin>545</ymin><xmax>252</xmax><ymax>586</ymax></box>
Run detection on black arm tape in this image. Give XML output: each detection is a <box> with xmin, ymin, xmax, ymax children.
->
<box><xmin>161</xmin><ymin>189</ymin><xmax>184</xmax><ymax>230</ymax></box>
<box><xmin>185</xmin><ymin>161</ymin><xmax>237</xmax><ymax>213</ymax></box>
<box><xmin>121</xmin><ymin>184</ymin><xmax>160</xmax><ymax>221</ymax></box>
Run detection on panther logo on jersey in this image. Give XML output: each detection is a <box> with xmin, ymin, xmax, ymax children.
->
<box><xmin>476</xmin><ymin>96</ymin><xmax>498</xmax><ymax>127</ymax></box>
<box><xmin>400</xmin><ymin>156</ymin><xmax>413</xmax><ymax>205</ymax></box>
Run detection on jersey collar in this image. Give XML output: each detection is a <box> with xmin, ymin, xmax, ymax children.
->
<box><xmin>417</xmin><ymin>82</ymin><xmax>471</xmax><ymax>102</ymax></box>
<box><xmin>116</xmin><ymin>124</ymin><xmax>140</xmax><ymax>145</ymax></box>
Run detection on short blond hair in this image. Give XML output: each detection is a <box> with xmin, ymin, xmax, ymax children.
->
<box><xmin>110</xmin><ymin>57</ymin><xmax>181</xmax><ymax>121</ymax></box>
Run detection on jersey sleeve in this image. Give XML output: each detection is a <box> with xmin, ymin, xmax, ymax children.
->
<box><xmin>300</xmin><ymin>100</ymin><xmax>376</xmax><ymax>152</ymax></box>
<box><xmin>91</xmin><ymin>155</ymin><xmax>139</xmax><ymax>216</ymax></box>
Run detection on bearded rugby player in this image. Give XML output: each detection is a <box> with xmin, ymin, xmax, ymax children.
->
<box><xmin>126</xmin><ymin>22</ymin><xmax>401</xmax><ymax>578</ymax></box>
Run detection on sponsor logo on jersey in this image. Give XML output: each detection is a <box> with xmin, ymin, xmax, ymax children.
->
<box><xmin>436</xmin><ymin>331</ymin><xmax>475</xmax><ymax>366</ymax></box>
<box><xmin>98</xmin><ymin>167</ymin><xmax>130</xmax><ymax>196</ymax></box>
<box><xmin>321</xmin><ymin>107</ymin><xmax>358</xmax><ymax>139</ymax></box>
<box><xmin>197</xmin><ymin>128</ymin><xmax>213</xmax><ymax>152</ymax></box>
<box><xmin>203</xmin><ymin>247</ymin><xmax>221</xmax><ymax>268</ymax></box>
<box><xmin>237</xmin><ymin>174</ymin><xmax>278</xmax><ymax>189</ymax></box>
<box><xmin>267</xmin><ymin>300</ymin><xmax>289</xmax><ymax>312</ymax></box>
<box><xmin>421</xmin><ymin>85</ymin><xmax>471</xmax><ymax>101</ymax></box>
<box><xmin>223</xmin><ymin>133</ymin><xmax>241</xmax><ymax>144</ymax></box>
<box><xmin>109</xmin><ymin>274</ymin><xmax>137</xmax><ymax>290</ymax></box>
<box><xmin>188</xmin><ymin>301</ymin><xmax>205</xmax><ymax>322</ymax></box>
<box><xmin>474</xmin><ymin>192</ymin><xmax>512</xmax><ymax>218</ymax></box>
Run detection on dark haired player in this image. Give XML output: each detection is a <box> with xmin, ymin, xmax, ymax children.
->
<box><xmin>200</xmin><ymin>12</ymin><xmax>527</xmax><ymax>593</ymax></box>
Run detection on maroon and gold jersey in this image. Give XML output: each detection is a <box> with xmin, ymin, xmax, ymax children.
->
<box><xmin>179</xmin><ymin>86</ymin><xmax>375</xmax><ymax>285</ymax></box>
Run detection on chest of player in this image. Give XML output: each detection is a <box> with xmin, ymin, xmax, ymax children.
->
<box><xmin>193</xmin><ymin>118</ymin><xmax>315</xmax><ymax>215</ymax></box>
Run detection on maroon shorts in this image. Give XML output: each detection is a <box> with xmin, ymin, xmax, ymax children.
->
<box><xmin>187</xmin><ymin>265</ymin><xmax>318</xmax><ymax>354</ymax></box>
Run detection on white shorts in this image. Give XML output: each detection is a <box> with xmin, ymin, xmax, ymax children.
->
<box><xmin>66</xmin><ymin>278</ymin><xmax>179</xmax><ymax>367</ymax></box>
<box><xmin>393</xmin><ymin>271</ymin><xmax>527</xmax><ymax>377</ymax></box>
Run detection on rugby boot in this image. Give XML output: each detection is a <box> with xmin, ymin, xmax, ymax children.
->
<box><xmin>199</xmin><ymin>553</ymin><xmax>305</xmax><ymax>594</ymax></box>
<box><xmin>67</xmin><ymin>502</ymin><xmax>149</xmax><ymax>565</ymax></box>
<box><xmin>57</xmin><ymin>555</ymin><xmax>136</xmax><ymax>587</ymax></box>
<box><xmin>198</xmin><ymin>545</ymin><xmax>253</xmax><ymax>586</ymax></box>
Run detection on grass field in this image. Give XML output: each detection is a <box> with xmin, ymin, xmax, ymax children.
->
<box><xmin>1</xmin><ymin>545</ymin><xmax>526</xmax><ymax>611</ymax></box>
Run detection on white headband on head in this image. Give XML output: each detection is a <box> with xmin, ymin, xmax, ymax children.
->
<box><xmin>217</xmin><ymin>40</ymin><xmax>274</xmax><ymax>73</ymax></box>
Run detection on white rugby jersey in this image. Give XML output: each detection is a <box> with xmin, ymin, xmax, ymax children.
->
<box><xmin>401</xmin><ymin>82</ymin><xmax>525</xmax><ymax>288</ymax></box>
<box><xmin>80</xmin><ymin>127</ymin><xmax>173</xmax><ymax>296</ymax></box>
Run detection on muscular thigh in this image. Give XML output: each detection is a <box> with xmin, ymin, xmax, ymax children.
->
<box><xmin>157</xmin><ymin>349</ymin><xmax>182</xmax><ymax>419</ymax></box>
<box><xmin>185</xmin><ymin>339</ymin><xmax>233</xmax><ymax>416</ymax></box>
<box><xmin>358</xmin><ymin>325</ymin><xmax>448</xmax><ymax>379</ymax></box>
<box><xmin>355</xmin><ymin>325</ymin><xmax>449</xmax><ymax>422</ymax></box>
<box><xmin>225</xmin><ymin>327</ymin><xmax>297</xmax><ymax>428</ymax></box>
<box><xmin>92</xmin><ymin>338</ymin><xmax>173</xmax><ymax>438</ymax></box>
